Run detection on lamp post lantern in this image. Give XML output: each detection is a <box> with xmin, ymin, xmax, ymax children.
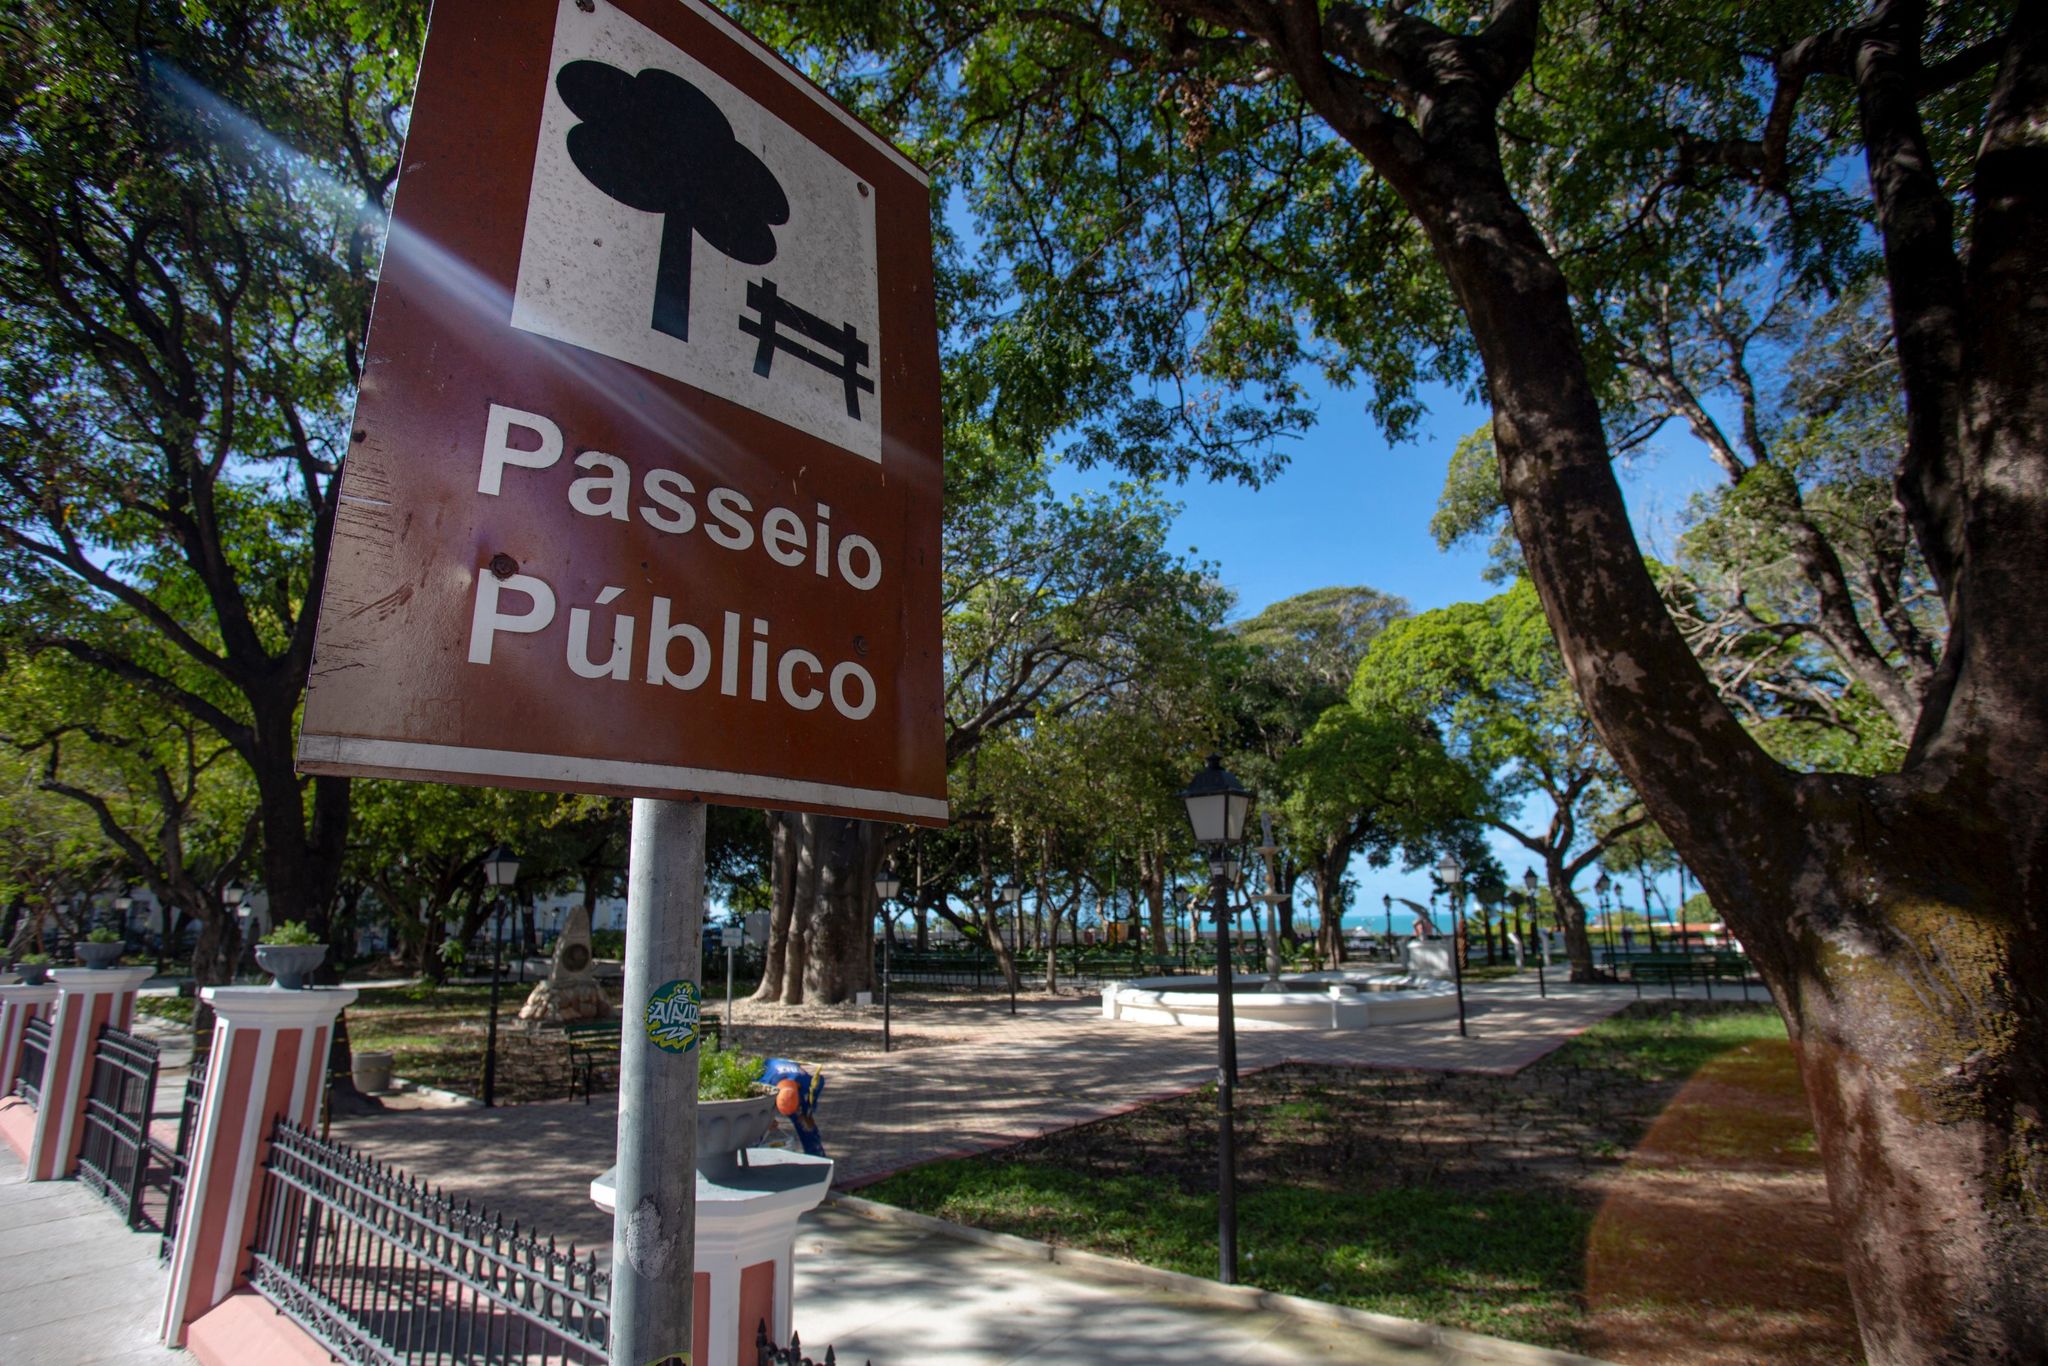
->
<box><xmin>481</xmin><ymin>842</ymin><xmax>520</xmax><ymax>1108</ymax></box>
<box><xmin>1434</xmin><ymin>854</ymin><xmax>1469</xmax><ymax>1038</ymax></box>
<box><xmin>1178</xmin><ymin>753</ymin><xmax>1251</xmax><ymax>1286</ymax></box>
<box><xmin>224</xmin><ymin>880</ymin><xmax>250</xmax><ymax>973</ymax></box>
<box><xmin>875</xmin><ymin>864</ymin><xmax>902</xmax><ymax>1053</ymax></box>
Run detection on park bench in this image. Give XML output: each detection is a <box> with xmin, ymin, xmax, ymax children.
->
<box><xmin>1628</xmin><ymin>953</ymin><xmax>1756</xmax><ymax>1001</ymax></box>
<box><xmin>563</xmin><ymin>1013</ymin><xmax>722</xmax><ymax>1103</ymax></box>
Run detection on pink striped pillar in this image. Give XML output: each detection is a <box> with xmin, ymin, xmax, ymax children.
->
<box><xmin>160</xmin><ymin>985</ymin><xmax>355</xmax><ymax>1348</ymax></box>
<box><xmin>0</xmin><ymin>983</ymin><xmax>61</xmax><ymax>1162</ymax></box>
<box><xmin>23</xmin><ymin>967</ymin><xmax>155</xmax><ymax>1181</ymax></box>
<box><xmin>0</xmin><ymin>982</ymin><xmax>60</xmax><ymax>1096</ymax></box>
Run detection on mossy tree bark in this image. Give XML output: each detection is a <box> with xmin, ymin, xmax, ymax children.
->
<box><xmin>1246</xmin><ymin>3</ymin><xmax>2047</xmax><ymax>1355</ymax></box>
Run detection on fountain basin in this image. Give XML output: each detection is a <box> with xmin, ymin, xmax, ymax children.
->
<box><xmin>1101</xmin><ymin>970</ymin><xmax>1457</xmax><ymax>1030</ymax></box>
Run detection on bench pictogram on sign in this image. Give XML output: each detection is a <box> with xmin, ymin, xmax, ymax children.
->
<box><xmin>739</xmin><ymin>278</ymin><xmax>876</xmax><ymax>419</ymax></box>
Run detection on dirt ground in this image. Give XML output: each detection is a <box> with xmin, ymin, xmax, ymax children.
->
<box><xmin>892</xmin><ymin>1001</ymin><xmax>1861</xmax><ymax>1365</ymax></box>
<box><xmin>1579</xmin><ymin>1036</ymin><xmax>1858</xmax><ymax>1364</ymax></box>
<box><xmin>359</xmin><ymin>983</ymin><xmax>1065</xmax><ymax>1104</ymax></box>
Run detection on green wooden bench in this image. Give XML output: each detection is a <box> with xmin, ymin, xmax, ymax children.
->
<box><xmin>562</xmin><ymin>1013</ymin><xmax>722</xmax><ymax>1103</ymax></box>
<box><xmin>1629</xmin><ymin>953</ymin><xmax>1756</xmax><ymax>1000</ymax></box>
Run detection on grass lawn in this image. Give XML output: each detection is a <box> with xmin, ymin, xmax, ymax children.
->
<box><xmin>858</xmin><ymin>1002</ymin><xmax>1858</xmax><ymax>1362</ymax></box>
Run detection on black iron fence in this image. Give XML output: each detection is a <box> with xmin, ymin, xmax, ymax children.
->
<box><xmin>14</xmin><ymin>1015</ymin><xmax>51</xmax><ymax>1106</ymax></box>
<box><xmin>76</xmin><ymin>1024</ymin><xmax>160</xmax><ymax>1229</ymax></box>
<box><xmin>249</xmin><ymin>1121</ymin><xmax>609</xmax><ymax>1364</ymax></box>
<box><xmin>756</xmin><ymin>1320</ymin><xmax>866</xmax><ymax>1366</ymax></box>
<box><xmin>881</xmin><ymin>945</ymin><xmax>1204</xmax><ymax>990</ymax></box>
<box><xmin>155</xmin><ymin>1059</ymin><xmax>206</xmax><ymax>1260</ymax></box>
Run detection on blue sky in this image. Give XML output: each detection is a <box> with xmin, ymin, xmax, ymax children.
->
<box><xmin>1054</xmin><ymin>371</ymin><xmax>1727</xmax><ymax>932</ymax></box>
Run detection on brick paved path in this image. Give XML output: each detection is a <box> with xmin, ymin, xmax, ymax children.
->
<box><xmin>331</xmin><ymin>978</ymin><xmax>1644</xmax><ymax>1257</ymax></box>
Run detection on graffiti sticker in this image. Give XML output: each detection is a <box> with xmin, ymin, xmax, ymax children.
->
<box><xmin>644</xmin><ymin>979</ymin><xmax>703</xmax><ymax>1054</ymax></box>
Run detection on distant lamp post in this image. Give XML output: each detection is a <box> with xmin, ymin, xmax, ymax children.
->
<box><xmin>1594</xmin><ymin>871</ymin><xmax>1616</xmax><ymax>969</ymax></box>
<box><xmin>480</xmin><ymin>842</ymin><xmax>521</xmax><ymax>1108</ymax></box>
<box><xmin>874</xmin><ymin>864</ymin><xmax>902</xmax><ymax>1053</ymax></box>
<box><xmin>1434</xmin><ymin>854</ymin><xmax>1469</xmax><ymax>1038</ymax></box>
<box><xmin>1521</xmin><ymin>867</ymin><xmax>1546</xmax><ymax>997</ymax></box>
<box><xmin>998</xmin><ymin>884</ymin><xmax>1021</xmax><ymax>1016</ymax></box>
<box><xmin>1381</xmin><ymin>893</ymin><xmax>1393</xmax><ymax>945</ymax></box>
<box><xmin>1178</xmin><ymin>753</ymin><xmax>1251</xmax><ymax>1286</ymax></box>
<box><xmin>224</xmin><ymin>880</ymin><xmax>250</xmax><ymax>973</ymax></box>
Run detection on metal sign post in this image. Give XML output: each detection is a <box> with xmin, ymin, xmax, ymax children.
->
<box><xmin>610</xmin><ymin>798</ymin><xmax>705</xmax><ymax>1365</ymax></box>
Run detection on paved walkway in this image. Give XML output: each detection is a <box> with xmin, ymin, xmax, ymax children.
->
<box><xmin>0</xmin><ymin>975</ymin><xmax>1684</xmax><ymax>1364</ymax></box>
<box><xmin>330</xmin><ymin>977</ymin><xmax>1651</xmax><ymax>1257</ymax></box>
<box><xmin>0</xmin><ymin>1146</ymin><xmax>192</xmax><ymax>1365</ymax></box>
<box><xmin>787</xmin><ymin>1203</ymin><xmax>1456</xmax><ymax>1364</ymax></box>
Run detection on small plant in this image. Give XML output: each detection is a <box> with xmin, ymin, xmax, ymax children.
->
<box><xmin>136</xmin><ymin>995</ymin><xmax>197</xmax><ymax>1024</ymax></box>
<box><xmin>261</xmin><ymin>920</ymin><xmax>321</xmax><ymax>947</ymax></box>
<box><xmin>437</xmin><ymin>939</ymin><xmax>467</xmax><ymax>971</ymax></box>
<box><xmin>17</xmin><ymin>952</ymin><xmax>52</xmax><ymax>966</ymax></box>
<box><xmin>698</xmin><ymin>1048</ymin><xmax>766</xmax><ymax>1101</ymax></box>
<box><xmin>86</xmin><ymin>926</ymin><xmax>122</xmax><ymax>944</ymax></box>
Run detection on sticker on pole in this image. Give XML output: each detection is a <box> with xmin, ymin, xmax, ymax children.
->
<box><xmin>644</xmin><ymin>979</ymin><xmax>703</xmax><ymax>1054</ymax></box>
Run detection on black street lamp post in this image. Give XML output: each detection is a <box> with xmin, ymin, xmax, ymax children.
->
<box><xmin>1434</xmin><ymin>855</ymin><xmax>1469</xmax><ymax>1038</ymax></box>
<box><xmin>875</xmin><ymin>864</ymin><xmax>902</xmax><ymax>1053</ymax></box>
<box><xmin>1178</xmin><ymin>754</ymin><xmax>1251</xmax><ymax>1286</ymax></box>
<box><xmin>1523</xmin><ymin>867</ymin><xmax>1546</xmax><ymax>998</ymax></box>
<box><xmin>481</xmin><ymin>843</ymin><xmax>520</xmax><ymax>1109</ymax></box>
<box><xmin>225</xmin><ymin>880</ymin><xmax>249</xmax><ymax>974</ymax></box>
<box><xmin>1594</xmin><ymin>871</ymin><xmax>1617</xmax><ymax>971</ymax></box>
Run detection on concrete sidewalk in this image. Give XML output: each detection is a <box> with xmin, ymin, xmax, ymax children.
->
<box><xmin>788</xmin><ymin>1203</ymin><xmax>1475</xmax><ymax>1364</ymax></box>
<box><xmin>330</xmin><ymin>977</ymin><xmax>1648</xmax><ymax>1254</ymax></box>
<box><xmin>0</xmin><ymin>1146</ymin><xmax>191</xmax><ymax>1365</ymax></box>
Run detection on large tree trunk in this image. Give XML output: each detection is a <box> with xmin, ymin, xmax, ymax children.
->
<box><xmin>1543</xmin><ymin>863</ymin><xmax>1600</xmax><ymax>984</ymax></box>
<box><xmin>753</xmin><ymin>813</ymin><xmax>879</xmax><ymax>1006</ymax></box>
<box><xmin>1298</xmin><ymin>17</ymin><xmax>2048</xmax><ymax>1354</ymax></box>
<box><xmin>1137</xmin><ymin>847</ymin><xmax>1167</xmax><ymax>959</ymax></box>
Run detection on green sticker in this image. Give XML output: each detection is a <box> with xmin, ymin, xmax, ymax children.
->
<box><xmin>644</xmin><ymin>979</ymin><xmax>703</xmax><ymax>1055</ymax></box>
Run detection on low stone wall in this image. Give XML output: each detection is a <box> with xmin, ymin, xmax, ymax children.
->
<box><xmin>1100</xmin><ymin>973</ymin><xmax>1458</xmax><ymax>1031</ymax></box>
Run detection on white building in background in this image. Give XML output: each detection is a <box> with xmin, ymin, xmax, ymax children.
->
<box><xmin>528</xmin><ymin>893</ymin><xmax>629</xmax><ymax>934</ymax></box>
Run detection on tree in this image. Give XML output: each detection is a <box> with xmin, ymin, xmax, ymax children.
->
<box><xmin>1222</xmin><ymin>585</ymin><xmax>1407</xmax><ymax>950</ymax></box>
<box><xmin>0</xmin><ymin>651</ymin><xmax>259</xmax><ymax>985</ymax></box>
<box><xmin>1353</xmin><ymin>580</ymin><xmax>1647</xmax><ymax>980</ymax></box>
<box><xmin>1277</xmin><ymin>702</ymin><xmax>1478</xmax><ymax>961</ymax></box>
<box><xmin>0</xmin><ymin>1</ymin><xmax>418</xmax><ymax>957</ymax></box>
<box><xmin>751</xmin><ymin>467</ymin><xmax>1223</xmax><ymax>1004</ymax></box>
<box><xmin>738</xmin><ymin>3</ymin><xmax>2047</xmax><ymax>1354</ymax></box>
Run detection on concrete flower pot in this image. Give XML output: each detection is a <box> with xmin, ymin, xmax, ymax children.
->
<box><xmin>351</xmin><ymin>1051</ymin><xmax>395</xmax><ymax>1094</ymax></box>
<box><xmin>75</xmin><ymin>942</ymin><xmax>125</xmax><ymax>970</ymax></box>
<box><xmin>12</xmin><ymin>962</ymin><xmax>50</xmax><ymax>985</ymax></box>
<box><xmin>254</xmin><ymin>943</ymin><xmax>328</xmax><ymax>990</ymax></box>
<box><xmin>697</xmin><ymin>1094</ymin><xmax>776</xmax><ymax>1178</ymax></box>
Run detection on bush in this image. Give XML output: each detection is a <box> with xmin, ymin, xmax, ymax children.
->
<box><xmin>86</xmin><ymin>926</ymin><xmax>123</xmax><ymax>944</ymax></box>
<box><xmin>590</xmin><ymin>929</ymin><xmax>626</xmax><ymax>959</ymax></box>
<box><xmin>16</xmin><ymin>952</ymin><xmax>51</xmax><ymax>966</ymax></box>
<box><xmin>137</xmin><ymin>995</ymin><xmax>197</xmax><ymax>1024</ymax></box>
<box><xmin>260</xmin><ymin>920</ymin><xmax>321</xmax><ymax>946</ymax></box>
<box><xmin>697</xmin><ymin>1048</ymin><xmax>766</xmax><ymax>1101</ymax></box>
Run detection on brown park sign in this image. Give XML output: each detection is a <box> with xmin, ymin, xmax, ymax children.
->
<box><xmin>297</xmin><ymin>0</ymin><xmax>947</xmax><ymax>825</ymax></box>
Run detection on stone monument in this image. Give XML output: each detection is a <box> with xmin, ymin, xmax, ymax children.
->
<box><xmin>518</xmin><ymin>903</ymin><xmax>610</xmax><ymax>1023</ymax></box>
